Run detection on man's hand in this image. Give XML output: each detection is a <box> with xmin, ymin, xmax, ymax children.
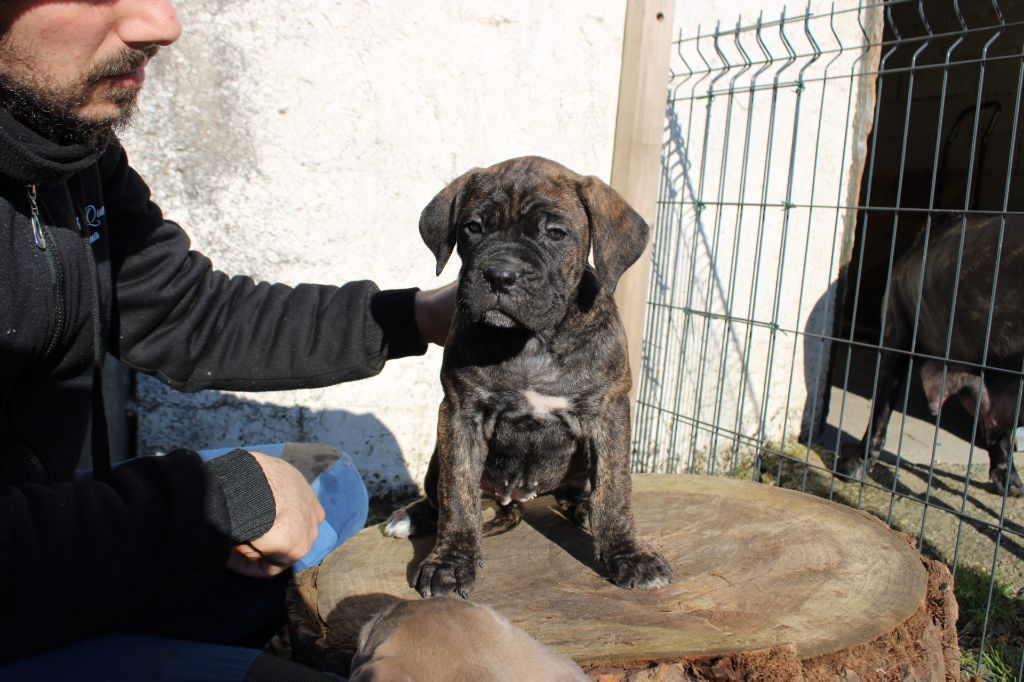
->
<box><xmin>415</xmin><ymin>281</ymin><xmax>458</xmax><ymax>346</ymax></box>
<box><xmin>225</xmin><ymin>452</ymin><xmax>325</xmax><ymax>578</ymax></box>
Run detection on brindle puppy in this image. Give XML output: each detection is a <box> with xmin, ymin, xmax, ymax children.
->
<box><xmin>384</xmin><ymin>156</ymin><xmax>673</xmax><ymax>598</ymax></box>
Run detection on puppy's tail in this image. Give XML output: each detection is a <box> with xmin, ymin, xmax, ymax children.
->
<box><xmin>482</xmin><ymin>502</ymin><xmax>524</xmax><ymax>537</ymax></box>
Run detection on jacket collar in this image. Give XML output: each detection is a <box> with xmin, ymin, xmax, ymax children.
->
<box><xmin>0</xmin><ymin>109</ymin><xmax>102</xmax><ymax>186</ymax></box>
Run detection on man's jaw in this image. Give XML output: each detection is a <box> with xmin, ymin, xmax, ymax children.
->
<box><xmin>0</xmin><ymin>47</ymin><xmax>157</xmax><ymax>150</ymax></box>
<box><xmin>0</xmin><ymin>76</ymin><xmax>138</xmax><ymax>150</ymax></box>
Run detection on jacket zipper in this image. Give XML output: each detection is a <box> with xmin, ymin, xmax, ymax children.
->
<box><xmin>27</xmin><ymin>184</ymin><xmax>67</xmax><ymax>359</ymax></box>
<box><xmin>11</xmin><ymin>185</ymin><xmax>58</xmax><ymax>481</ymax></box>
<box><xmin>27</xmin><ymin>184</ymin><xmax>46</xmax><ymax>249</ymax></box>
<box><xmin>25</xmin><ymin>185</ymin><xmax>106</xmax><ymax>477</ymax></box>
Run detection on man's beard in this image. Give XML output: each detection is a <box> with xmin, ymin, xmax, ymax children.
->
<box><xmin>0</xmin><ymin>45</ymin><xmax>158</xmax><ymax>151</ymax></box>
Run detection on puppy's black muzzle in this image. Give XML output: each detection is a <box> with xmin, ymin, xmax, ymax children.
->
<box><xmin>483</xmin><ymin>263</ymin><xmax>523</xmax><ymax>293</ymax></box>
<box><xmin>464</xmin><ymin>247</ymin><xmax>556</xmax><ymax>329</ymax></box>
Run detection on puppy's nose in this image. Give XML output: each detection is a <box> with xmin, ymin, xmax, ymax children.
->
<box><xmin>483</xmin><ymin>266</ymin><xmax>520</xmax><ymax>292</ymax></box>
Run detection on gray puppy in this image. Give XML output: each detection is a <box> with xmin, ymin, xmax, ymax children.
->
<box><xmin>384</xmin><ymin>156</ymin><xmax>672</xmax><ymax>598</ymax></box>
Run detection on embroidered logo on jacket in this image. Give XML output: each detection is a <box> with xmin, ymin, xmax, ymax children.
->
<box><xmin>80</xmin><ymin>204</ymin><xmax>105</xmax><ymax>243</ymax></box>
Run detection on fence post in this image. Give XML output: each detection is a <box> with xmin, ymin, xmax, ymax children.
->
<box><xmin>610</xmin><ymin>0</ymin><xmax>675</xmax><ymax>407</ymax></box>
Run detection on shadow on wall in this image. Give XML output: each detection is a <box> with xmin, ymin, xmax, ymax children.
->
<box><xmin>133</xmin><ymin>375</ymin><xmax>418</xmax><ymax>498</ymax></box>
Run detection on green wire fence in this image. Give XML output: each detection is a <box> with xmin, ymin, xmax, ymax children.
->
<box><xmin>632</xmin><ymin>1</ymin><xmax>1024</xmax><ymax>678</ymax></box>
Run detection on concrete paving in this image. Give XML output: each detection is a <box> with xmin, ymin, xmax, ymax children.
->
<box><xmin>821</xmin><ymin>346</ymin><xmax>1022</xmax><ymax>469</ymax></box>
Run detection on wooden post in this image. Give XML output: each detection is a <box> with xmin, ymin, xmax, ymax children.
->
<box><xmin>610</xmin><ymin>0</ymin><xmax>675</xmax><ymax>405</ymax></box>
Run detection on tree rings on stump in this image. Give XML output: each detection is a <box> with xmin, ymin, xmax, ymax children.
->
<box><xmin>288</xmin><ymin>474</ymin><xmax>958</xmax><ymax>680</ymax></box>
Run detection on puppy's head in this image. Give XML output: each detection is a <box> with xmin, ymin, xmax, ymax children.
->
<box><xmin>419</xmin><ymin>156</ymin><xmax>648</xmax><ymax>331</ymax></box>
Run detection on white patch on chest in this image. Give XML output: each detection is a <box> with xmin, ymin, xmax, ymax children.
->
<box><xmin>523</xmin><ymin>389</ymin><xmax>571</xmax><ymax>416</ymax></box>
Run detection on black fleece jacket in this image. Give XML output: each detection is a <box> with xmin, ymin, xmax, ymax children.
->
<box><xmin>0</xmin><ymin>111</ymin><xmax>426</xmax><ymax>661</ymax></box>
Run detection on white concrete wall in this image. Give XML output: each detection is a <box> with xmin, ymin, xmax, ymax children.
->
<box><xmin>122</xmin><ymin>0</ymin><xmax>627</xmax><ymax>496</ymax></box>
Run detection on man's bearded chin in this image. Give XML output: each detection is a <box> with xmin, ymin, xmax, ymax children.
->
<box><xmin>0</xmin><ymin>46</ymin><xmax>157</xmax><ymax>152</ymax></box>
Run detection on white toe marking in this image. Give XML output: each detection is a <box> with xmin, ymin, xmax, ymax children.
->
<box><xmin>385</xmin><ymin>517</ymin><xmax>411</xmax><ymax>539</ymax></box>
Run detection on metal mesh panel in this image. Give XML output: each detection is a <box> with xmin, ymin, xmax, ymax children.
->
<box><xmin>633</xmin><ymin>1</ymin><xmax>1024</xmax><ymax>678</ymax></box>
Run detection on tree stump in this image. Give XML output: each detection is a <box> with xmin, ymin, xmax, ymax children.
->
<box><xmin>288</xmin><ymin>474</ymin><xmax>959</xmax><ymax>680</ymax></box>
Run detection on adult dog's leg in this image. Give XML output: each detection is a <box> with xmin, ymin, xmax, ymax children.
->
<box><xmin>838</xmin><ymin>312</ymin><xmax>911</xmax><ymax>479</ymax></box>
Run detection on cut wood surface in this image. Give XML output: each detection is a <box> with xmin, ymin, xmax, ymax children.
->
<box><xmin>290</xmin><ymin>474</ymin><xmax>956</xmax><ymax>678</ymax></box>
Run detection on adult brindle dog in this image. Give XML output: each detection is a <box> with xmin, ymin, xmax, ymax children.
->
<box><xmin>837</xmin><ymin>215</ymin><xmax>1024</xmax><ymax>497</ymax></box>
<box><xmin>384</xmin><ymin>156</ymin><xmax>673</xmax><ymax>598</ymax></box>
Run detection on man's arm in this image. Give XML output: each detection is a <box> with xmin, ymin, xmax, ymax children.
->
<box><xmin>415</xmin><ymin>282</ymin><xmax>458</xmax><ymax>347</ymax></box>
<box><xmin>223</xmin><ymin>450</ymin><xmax>325</xmax><ymax>578</ymax></box>
<box><xmin>0</xmin><ymin>448</ymin><xmax>323</xmax><ymax>662</ymax></box>
<box><xmin>0</xmin><ymin>451</ymin><xmax>252</xmax><ymax>661</ymax></box>
<box><xmin>99</xmin><ymin>144</ymin><xmax>430</xmax><ymax>392</ymax></box>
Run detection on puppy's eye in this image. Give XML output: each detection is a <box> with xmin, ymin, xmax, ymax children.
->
<box><xmin>546</xmin><ymin>227</ymin><xmax>568</xmax><ymax>241</ymax></box>
<box><xmin>463</xmin><ymin>220</ymin><xmax>483</xmax><ymax>234</ymax></box>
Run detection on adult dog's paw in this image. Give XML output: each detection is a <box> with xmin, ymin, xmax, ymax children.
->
<box><xmin>414</xmin><ymin>546</ymin><xmax>482</xmax><ymax>598</ymax></box>
<box><xmin>607</xmin><ymin>546</ymin><xmax>673</xmax><ymax>590</ymax></box>
<box><xmin>836</xmin><ymin>443</ymin><xmax>878</xmax><ymax>480</ymax></box>
<box><xmin>990</xmin><ymin>466</ymin><xmax>1024</xmax><ymax>498</ymax></box>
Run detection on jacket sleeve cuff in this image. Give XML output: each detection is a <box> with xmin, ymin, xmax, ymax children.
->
<box><xmin>201</xmin><ymin>449</ymin><xmax>276</xmax><ymax>544</ymax></box>
<box><xmin>370</xmin><ymin>287</ymin><xmax>428</xmax><ymax>360</ymax></box>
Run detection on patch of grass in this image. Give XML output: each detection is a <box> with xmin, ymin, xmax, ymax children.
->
<box><xmin>956</xmin><ymin>566</ymin><xmax>1024</xmax><ymax>642</ymax></box>
<box><xmin>955</xmin><ymin>565</ymin><xmax>1024</xmax><ymax>681</ymax></box>
<box><xmin>960</xmin><ymin>643</ymin><xmax>1021</xmax><ymax>682</ymax></box>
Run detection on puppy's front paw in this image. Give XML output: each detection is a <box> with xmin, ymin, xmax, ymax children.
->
<box><xmin>607</xmin><ymin>546</ymin><xmax>672</xmax><ymax>590</ymax></box>
<box><xmin>415</xmin><ymin>545</ymin><xmax>482</xmax><ymax>598</ymax></box>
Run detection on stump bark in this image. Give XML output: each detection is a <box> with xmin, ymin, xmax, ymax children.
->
<box><xmin>288</xmin><ymin>474</ymin><xmax>959</xmax><ymax>680</ymax></box>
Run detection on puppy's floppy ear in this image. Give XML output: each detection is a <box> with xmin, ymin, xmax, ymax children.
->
<box><xmin>576</xmin><ymin>176</ymin><xmax>649</xmax><ymax>293</ymax></box>
<box><xmin>351</xmin><ymin>600</ymin><xmax>404</xmax><ymax>673</ymax></box>
<box><xmin>419</xmin><ymin>169</ymin><xmax>479</xmax><ymax>276</ymax></box>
